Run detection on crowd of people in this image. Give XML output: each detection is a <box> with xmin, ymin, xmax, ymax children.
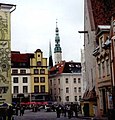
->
<box><xmin>0</xmin><ymin>104</ymin><xmax>25</xmax><ymax>120</ymax></box>
<box><xmin>55</xmin><ymin>102</ymin><xmax>80</xmax><ymax>119</ymax></box>
<box><xmin>0</xmin><ymin>102</ymin><xmax>81</xmax><ymax>120</ymax></box>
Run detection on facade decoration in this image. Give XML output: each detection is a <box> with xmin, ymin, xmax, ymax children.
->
<box><xmin>0</xmin><ymin>3</ymin><xmax>16</xmax><ymax>104</ymax></box>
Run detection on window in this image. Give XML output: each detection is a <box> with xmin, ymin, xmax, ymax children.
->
<box><xmin>79</xmin><ymin>96</ymin><xmax>81</xmax><ymax>100</ymax></box>
<box><xmin>12</xmin><ymin>70</ymin><xmax>18</xmax><ymax>74</ymax></box>
<box><xmin>40</xmin><ymin>77</ymin><xmax>45</xmax><ymax>83</ymax></box>
<box><xmin>73</xmin><ymin>78</ymin><xmax>76</xmax><ymax>83</ymax></box>
<box><xmin>13</xmin><ymin>77</ymin><xmax>18</xmax><ymax>83</ymax></box>
<box><xmin>74</xmin><ymin>87</ymin><xmax>77</xmax><ymax>93</ymax></box>
<box><xmin>34</xmin><ymin>69</ymin><xmax>39</xmax><ymax>74</ymax></box>
<box><xmin>23</xmin><ymin>77</ymin><xmax>28</xmax><ymax>83</ymax></box>
<box><xmin>0</xmin><ymin>87</ymin><xmax>8</xmax><ymax>93</ymax></box>
<box><xmin>50</xmin><ymin>89</ymin><xmax>52</xmax><ymax>94</ymax></box>
<box><xmin>106</xmin><ymin>59</ymin><xmax>110</xmax><ymax>75</ymax></box>
<box><xmin>78</xmin><ymin>78</ymin><xmax>81</xmax><ymax>83</ymax></box>
<box><xmin>23</xmin><ymin>86</ymin><xmax>28</xmax><ymax>93</ymax></box>
<box><xmin>65</xmin><ymin>96</ymin><xmax>69</xmax><ymax>101</ymax></box>
<box><xmin>102</xmin><ymin>61</ymin><xmax>105</xmax><ymax>77</ymax></box>
<box><xmin>34</xmin><ymin>77</ymin><xmax>39</xmax><ymax>83</ymax></box>
<box><xmin>58</xmin><ymin>79</ymin><xmax>60</xmax><ymax>84</ymax></box>
<box><xmin>40</xmin><ymin>69</ymin><xmax>45</xmax><ymax>74</ymax></box>
<box><xmin>75</xmin><ymin>96</ymin><xmax>77</xmax><ymax>101</ymax></box>
<box><xmin>34</xmin><ymin>85</ymin><xmax>39</xmax><ymax>93</ymax></box>
<box><xmin>40</xmin><ymin>85</ymin><xmax>45</xmax><ymax>93</ymax></box>
<box><xmin>65</xmin><ymin>78</ymin><xmax>68</xmax><ymax>83</ymax></box>
<box><xmin>13</xmin><ymin>86</ymin><xmax>18</xmax><ymax>93</ymax></box>
<box><xmin>66</xmin><ymin>87</ymin><xmax>69</xmax><ymax>93</ymax></box>
<box><xmin>78</xmin><ymin>87</ymin><xmax>81</xmax><ymax>93</ymax></box>
<box><xmin>58</xmin><ymin>88</ymin><xmax>60</xmax><ymax>94</ymax></box>
<box><xmin>37</xmin><ymin>61</ymin><xmax>41</xmax><ymax>66</ymax></box>
<box><xmin>20</xmin><ymin>69</ymin><xmax>26</xmax><ymax>74</ymax></box>
<box><xmin>50</xmin><ymin>80</ymin><xmax>52</xmax><ymax>86</ymax></box>
<box><xmin>98</xmin><ymin>64</ymin><xmax>101</xmax><ymax>78</ymax></box>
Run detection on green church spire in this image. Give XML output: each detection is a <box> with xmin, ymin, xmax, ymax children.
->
<box><xmin>54</xmin><ymin>20</ymin><xmax>62</xmax><ymax>53</ymax></box>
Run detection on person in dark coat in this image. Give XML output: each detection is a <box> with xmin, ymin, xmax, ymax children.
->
<box><xmin>56</xmin><ymin>105</ymin><xmax>61</xmax><ymax>118</ymax></box>
<box><xmin>7</xmin><ymin>106</ymin><xmax>13</xmax><ymax>120</ymax></box>
<box><xmin>20</xmin><ymin>106</ymin><xmax>24</xmax><ymax>116</ymax></box>
<box><xmin>73</xmin><ymin>104</ymin><xmax>78</xmax><ymax>117</ymax></box>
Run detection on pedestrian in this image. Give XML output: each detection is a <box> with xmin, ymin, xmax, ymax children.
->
<box><xmin>56</xmin><ymin>105</ymin><xmax>61</xmax><ymax>118</ymax></box>
<box><xmin>70</xmin><ymin>102</ymin><xmax>74</xmax><ymax>118</ymax></box>
<box><xmin>63</xmin><ymin>105</ymin><xmax>67</xmax><ymax>117</ymax></box>
<box><xmin>7</xmin><ymin>106</ymin><xmax>13</xmax><ymax>120</ymax></box>
<box><xmin>15</xmin><ymin>106</ymin><xmax>19</xmax><ymax>116</ymax></box>
<box><xmin>20</xmin><ymin>106</ymin><xmax>24</xmax><ymax>116</ymax></box>
<box><xmin>67</xmin><ymin>105</ymin><xmax>71</xmax><ymax>119</ymax></box>
<box><xmin>73</xmin><ymin>104</ymin><xmax>78</xmax><ymax>117</ymax></box>
<box><xmin>2</xmin><ymin>108</ymin><xmax>7</xmax><ymax>120</ymax></box>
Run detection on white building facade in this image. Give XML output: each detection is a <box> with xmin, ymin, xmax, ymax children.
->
<box><xmin>49</xmin><ymin>61</ymin><xmax>83</xmax><ymax>104</ymax></box>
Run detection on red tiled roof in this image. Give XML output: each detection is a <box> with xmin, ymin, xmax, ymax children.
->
<box><xmin>49</xmin><ymin>61</ymin><xmax>81</xmax><ymax>76</ymax></box>
<box><xmin>11</xmin><ymin>51</ymin><xmax>34</xmax><ymax>63</ymax></box>
<box><xmin>49</xmin><ymin>61</ymin><xmax>65</xmax><ymax>75</ymax></box>
<box><xmin>88</xmin><ymin>0</ymin><xmax>115</xmax><ymax>29</ymax></box>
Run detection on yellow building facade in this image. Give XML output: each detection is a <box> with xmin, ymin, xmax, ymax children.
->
<box><xmin>30</xmin><ymin>49</ymin><xmax>49</xmax><ymax>102</ymax></box>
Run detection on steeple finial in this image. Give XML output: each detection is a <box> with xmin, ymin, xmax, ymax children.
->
<box><xmin>56</xmin><ymin>19</ymin><xmax>58</xmax><ymax>27</ymax></box>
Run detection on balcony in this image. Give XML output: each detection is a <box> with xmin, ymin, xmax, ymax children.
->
<box><xmin>93</xmin><ymin>46</ymin><xmax>100</xmax><ymax>56</ymax></box>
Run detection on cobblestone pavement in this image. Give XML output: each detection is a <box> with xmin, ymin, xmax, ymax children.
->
<box><xmin>13</xmin><ymin>110</ymin><xmax>88</xmax><ymax>120</ymax></box>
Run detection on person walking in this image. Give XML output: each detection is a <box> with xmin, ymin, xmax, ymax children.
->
<box><xmin>7</xmin><ymin>106</ymin><xmax>13</xmax><ymax>120</ymax></box>
<box><xmin>56</xmin><ymin>105</ymin><xmax>61</xmax><ymax>118</ymax></box>
<box><xmin>20</xmin><ymin>106</ymin><xmax>24</xmax><ymax>116</ymax></box>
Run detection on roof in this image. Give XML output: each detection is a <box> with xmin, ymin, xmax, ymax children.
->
<box><xmin>88</xmin><ymin>0</ymin><xmax>115</xmax><ymax>29</ymax></box>
<box><xmin>49</xmin><ymin>61</ymin><xmax>81</xmax><ymax>76</ymax></box>
<box><xmin>82</xmin><ymin>87</ymin><xmax>97</xmax><ymax>101</ymax></box>
<box><xmin>11</xmin><ymin>51</ymin><xmax>34</xmax><ymax>63</ymax></box>
<box><xmin>35</xmin><ymin>49</ymin><xmax>42</xmax><ymax>53</ymax></box>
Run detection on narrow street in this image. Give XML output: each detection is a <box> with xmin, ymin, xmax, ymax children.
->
<box><xmin>13</xmin><ymin>110</ymin><xmax>88</xmax><ymax>120</ymax></box>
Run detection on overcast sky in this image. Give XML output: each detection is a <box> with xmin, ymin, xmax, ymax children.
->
<box><xmin>1</xmin><ymin>0</ymin><xmax>84</xmax><ymax>62</ymax></box>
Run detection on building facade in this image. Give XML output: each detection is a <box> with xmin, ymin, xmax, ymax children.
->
<box><xmin>11</xmin><ymin>51</ymin><xmax>34</xmax><ymax>103</ymax></box>
<box><xmin>81</xmin><ymin>49</ymin><xmax>87</xmax><ymax>93</ymax></box>
<box><xmin>0</xmin><ymin>3</ymin><xmax>16</xmax><ymax>104</ymax></box>
<box><xmin>49</xmin><ymin>61</ymin><xmax>83</xmax><ymax>104</ymax></box>
<box><xmin>11</xmin><ymin>49</ymin><xmax>49</xmax><ymax>104</ymax></box>
<box><xmin>30</xmin><ymin>49</ymin><xmax>49</xmax><ymax>102</ymax></box>
<box><xmin>93</xmin><ymin>25</ymin><xmax>112</xmax><ymax>116</ymax></box>
<box><xmin>83</xmin><ymin>0</ymin><xmax>115</xmax><ymax>117</ymax></box>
